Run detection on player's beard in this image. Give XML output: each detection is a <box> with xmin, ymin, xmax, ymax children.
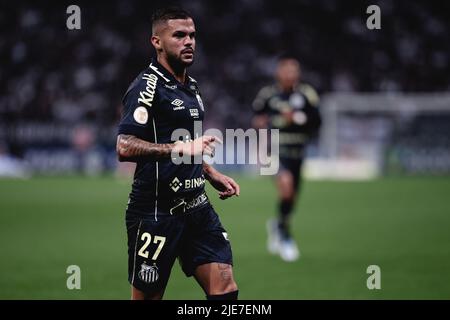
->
<box><xmin>167</xmin><ymin>50</ymin><xmax>194</xmax><ymax>71</ymax></box>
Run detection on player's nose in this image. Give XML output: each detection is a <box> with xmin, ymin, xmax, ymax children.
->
<box><xmin>183</xmin><ymin>37</ymin><xmax>194</xmax><ymax>47</ymax></box>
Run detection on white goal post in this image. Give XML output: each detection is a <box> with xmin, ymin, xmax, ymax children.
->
<box><xmin>304</xmin><ymin>93</ymin><xmax>450</xmax><ymax>180</ymax></box>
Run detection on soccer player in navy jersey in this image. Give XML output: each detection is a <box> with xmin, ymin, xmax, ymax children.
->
<box><xmin>117</xmin><ymin>7</ymin><xmax>240</xmax><ymax>300</ymax></box>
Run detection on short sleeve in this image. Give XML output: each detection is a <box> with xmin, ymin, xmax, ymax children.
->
<box><xmin>118</xmin><ymin>75</ymin><xmax>158</xmax><ymax>139</ymax></box>
<box><xmin>300</xmin><ymin>83</ymin><xmax>320</xmax><ymax>107</ymax></box>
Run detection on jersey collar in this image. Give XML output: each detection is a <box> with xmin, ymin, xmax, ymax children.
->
<box><xmin>149</xmin><ymin>58</ymin><xmax>196</xmax><ymax>88</ymax></box>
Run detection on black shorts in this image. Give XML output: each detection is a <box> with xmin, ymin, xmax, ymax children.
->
<box><xmin>125</xmin><ymin>204</ymin><xmax>233</xmax><ymax>294</ymax></box>
<box><xmin>279</xmin><ymin>157</ymin><xmax>304</xmax><ymax>191</ymax></box>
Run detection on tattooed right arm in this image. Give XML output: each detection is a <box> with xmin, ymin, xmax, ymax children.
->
<box><xmin>116</xmin><ymin>134</ymin><xmax>175</xmax><ymax>162</ymax></box>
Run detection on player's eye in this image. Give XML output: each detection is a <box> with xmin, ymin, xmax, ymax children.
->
<box><xmin>173</xmin><ymin>32</ymin><xmax>186</xmax><ymax>39</ymax></box>
<box><xmin>189</xmin><ymin>32</ymin><xmax>196</xmax><ymax>39</ymax></box>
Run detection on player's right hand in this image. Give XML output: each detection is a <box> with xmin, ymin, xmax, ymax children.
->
<box><xmin>173</xmin><ymin>135</ymin><xmax>222</xmax><ymax>157</ymax></box>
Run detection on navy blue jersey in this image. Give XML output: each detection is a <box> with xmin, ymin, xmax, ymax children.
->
<box><xmin>252</xmin><ymin>84</ymin><xmax>321</xmax><ymax>159</ymax></box>
<box><xmin>118</xmin><ymin>58</ymin><xmax>207</xmax><ymax>215</ymax></box>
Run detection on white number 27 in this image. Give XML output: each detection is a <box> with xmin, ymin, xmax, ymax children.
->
<box><xmin>138</xmin><ymin>233</ymin><xmax>166</xmax><ymax>260</ymax></box>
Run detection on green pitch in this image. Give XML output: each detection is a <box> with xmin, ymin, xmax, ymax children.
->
<box><xmin>0</xmin><ymin>175</ymin><xmax>449</xmax><ymax>299</ymax></box>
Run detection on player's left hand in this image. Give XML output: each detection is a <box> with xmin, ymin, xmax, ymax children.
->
<box><xmin>208</xmin><ymin>172</ymin><xmax>240</xmax><ymax>200</ymax></box>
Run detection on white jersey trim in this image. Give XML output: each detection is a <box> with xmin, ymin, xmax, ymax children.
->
<box><xmin>131</xmin><ymin>220</ymin><xmax>143</xmax><ymax>285</ymax></box>
<box><xmin>149</xmin><ymin>63</ymin><xmax>171</xmax><ymax>83</ymax></box>
<box><xmin>152</xmin><ymin>118</ymin><xmax>159</xmax><ymax>222</ymax></box>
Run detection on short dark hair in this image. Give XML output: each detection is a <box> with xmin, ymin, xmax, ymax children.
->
<box><xmin>277</xmin><ymin>52</ymin><xmax>300</xmax><ymax>63</ymax></box>
<box><xmin>151</xmin><ymin>6</ymin><xmax>192</xmax><ymax>29</ymax></box>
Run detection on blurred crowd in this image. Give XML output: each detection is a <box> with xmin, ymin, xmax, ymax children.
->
<box><xmin>0</xmin><ymin>0</ymin><xmax>449</xmax><ymax>172</ymax></box>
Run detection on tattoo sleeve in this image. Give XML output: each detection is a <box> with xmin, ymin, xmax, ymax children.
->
<box><xmin>116</xmin><ymin>134</ymin><xmax>174</xmax><ymax>162</ymax></box>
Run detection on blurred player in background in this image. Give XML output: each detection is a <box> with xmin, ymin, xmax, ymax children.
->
<box><xmin>117</xmin><ymin>7</ymin><xmax>240</xmax><ymax>299</ymax></box>
<box><xmin>252</xmin><ymin>57</ymin><xmax>321</xmax><ymax>262</ymax></box>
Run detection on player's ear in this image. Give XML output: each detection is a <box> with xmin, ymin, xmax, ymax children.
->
<box><xmin>151</xmin><ymin>35</ymin><xmax>161</xmax><ymax>51</ymax></box>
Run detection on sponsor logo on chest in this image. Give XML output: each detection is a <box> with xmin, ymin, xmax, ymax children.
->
<box><xmin>171</xmin><ymin>99</ymin><xmax>184</xmax><ymax>107</ymax></box>
<box><xmin>171</xmin><ymin>99</ymin><xmax>185</xmax><ymax>110</ymax></box>
<box><xmin>169</xmin><ymin>176</ymin><xmax>206</xmax><ymax>192</ymax></box>
<box><xmin>189</xmin><ymin>108</ymin><xmax>199</xmax><ymax>118</ymax></box>
<box><xmin>184</xmin><ymin>176</ymin><xmax>205</xmax><ymax>189</ymax></box>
